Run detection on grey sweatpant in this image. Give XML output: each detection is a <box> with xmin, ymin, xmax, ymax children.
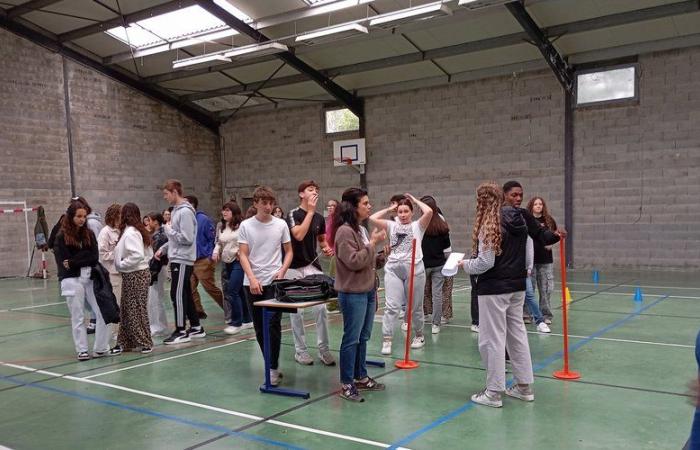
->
<box><xmin>382</xmin><ymin>261</ymin><xmax>425</xmax><ymax>338</ymax></box>
<box><xmin>477</xmin><ymin>291</ymin><xmax>534</xmax><ymax>392</ymax></box>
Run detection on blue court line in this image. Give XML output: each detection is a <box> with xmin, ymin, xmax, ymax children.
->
<box><xmin>387</xmin><ymin>294</ymin><xmax>670</xmax><ymax>450</ymax></box>
<box><xmin>0</xmin><ymin>373</ymin><xmax>305</xmax><ymax>450</ymax></box>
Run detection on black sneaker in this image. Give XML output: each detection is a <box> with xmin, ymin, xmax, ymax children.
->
<box><xmin>355</xmin><ymin>377</ymin><xmax>385</xmax><ymax>391</ymax></box>
<box><xmin>339</xmin><ymin>384</ymin><xmax>364</xmax><ymax>402</ymax></box>
<box><xmin>77</xmin><ymin>351</ymin><xmax>90</xmax><ymax>361</ymax></box>
<box><xmin>108</xmin><ymin>345</ymin><xmax>123</xmax><ymax>355</ymax></box>
<box><xmin>140</xmin><ymin>347</ymin><xmax>152</xmax><ymax>354</ymax></box>
<box><xmin>186</xmin><ymin>326</ymin><xmax>206</xmax><ymax>339</ymax></box>
<box><xmin>86</xmin><ymin>319</ymin><xmax>96</xmax><ymax>335</ymax></box>
<box><xmin>163</xmin><ymin>330</ymin><xmax>191</xmax><ymax>345</ymax></box>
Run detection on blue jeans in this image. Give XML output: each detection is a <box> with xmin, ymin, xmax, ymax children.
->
<box><xmin>338</xmin><ymin>290</ymin><xmax>376</xmax><ymax>385</ymax></box>
<box><xmin>525</xmin><ymin>277</ymin><xmax>545</xmax><ymax>325</ymax></box>
<box><xmin>227</xmin><ymin>261</ymin><xmax>252</xmax><ymax>326</ymax></box>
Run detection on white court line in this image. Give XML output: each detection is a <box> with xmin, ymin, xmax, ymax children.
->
<box><xmin>0</xmin><ymin>302</ymin><xmax>65</xmax><ymax>313</ymax></box>
<box><xmin>83</xmin><ymin>320</ymin><xmax>321</xmax><ymax>380</ymax></box>
<box><xmin>443</xmin><ymin>323</ymin><xmax>694</xmax><ymax>348</ymax></box>
<box><xmin>0</xmin><ymin>360</ymin><xmax>406</xmax><ymax>449</ymax></box>
<box><xmin>82</xmin><ymin>338</ymin><xmax>255</xmax><ymax>379</ymax></box>
<box><xmin>569</xmin><ymin>290</ymin><xmax>700</xmax><ymax>300</ymax></box>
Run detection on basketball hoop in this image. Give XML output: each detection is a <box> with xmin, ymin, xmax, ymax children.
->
<box><xmin>333</xmin><ymin>157</ymin><xmax>365</xmax><ymax>174</ymax></box>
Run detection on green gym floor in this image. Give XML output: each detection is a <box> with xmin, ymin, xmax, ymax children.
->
<box><xmin>0</xmin><ymin>269</ymin><xmax>696</xmax><ymax>450</ymax></box>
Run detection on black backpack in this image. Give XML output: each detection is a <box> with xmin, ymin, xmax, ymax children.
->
<box><xmin>273</xmin><ymin>274</ymin><xmax>337</xmax><ymax>303</ymax></box>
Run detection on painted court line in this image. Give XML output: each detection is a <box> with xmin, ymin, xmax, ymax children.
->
<box><xmin>81</xmin><ymin>319</ymin><xmax>322</xmax><ymax>380</ymax></box>
<box><xmin>443</xmin><ymin>323</ymin><xmax>691</xmax><ymax>348</ymax></box>
<box><xmin>82</xmin><ymin>337</ymin><xmax>255</xmax><ymax>379</ymax></box>
<box><xmin>0</xmin><ymin>371</ymin><xmax>303</xmax><ymax>450</ymax></box>
<box><xmin>0</xmin><ymin>360</ymin><xmax>403</xmax><ymax>449</ymax></box>
<box><xmin>0</xmin><ymin>301</ymin><xmax>65</xmax><ymax>313</ymax></box>
<box><xmin>386</xmin><ymin>294</ymin><xmax>671</xmax><ymax>449</ymax></box>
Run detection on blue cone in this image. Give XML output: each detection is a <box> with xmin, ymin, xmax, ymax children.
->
<box><xmin>592</xmin><ymin>270</ymin><xmax>600</xmax><ymax>284</ymax></box>
<box><xmin>633</xmin><ymin>287</ymin><xmax>643</xmax><ymax>302</ymax></box>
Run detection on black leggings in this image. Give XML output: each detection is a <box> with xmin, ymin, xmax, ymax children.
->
<box><xmin>245</xmin><ymin>285</ymin><xmax>283</xmax><ymax>370</ymax></box>
<box><xmin>470</xmin><ymin>275</ymin><xmax>479</xmax><ymax>326</ymax></box>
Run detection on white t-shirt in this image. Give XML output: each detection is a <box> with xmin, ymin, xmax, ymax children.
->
<box><xmin>238</xmin><ymin>216</ymin><xmax>291</xmax><ymax>286</ymax></box>
<box><xmin>387</xmin><ymin>220</ymin><xmax>425</xmax><ymax>265</ymax></box>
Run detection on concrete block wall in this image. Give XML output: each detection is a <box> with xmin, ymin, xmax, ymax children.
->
<box><xmin>222</xmin><ymin>71</ymin><xmax>565</xmax><ymax>258</ymax></box>
<box><xmin>220</xmin><ymin>105</ymin><xmax>360</xmax><ymax>213</ymax></box>
<box><xmin>0</xmin><ymin>28</ymin><xmax>220</xmax><ymax>278</ymax></box>
<box><xmin>222</xmin><ymin>47</ymin><xmax>700</xmax><ymax>270</ymax></box>
<box><xmin>574</xmin><ymin>47</ymin><xmax>700</xmax><ymax>269</ymax></box>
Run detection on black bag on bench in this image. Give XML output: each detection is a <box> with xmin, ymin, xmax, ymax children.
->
<box><xmin>273</xmin><ymin>274</ymin><xmax>337</xmax><ymax>303</ymax></box>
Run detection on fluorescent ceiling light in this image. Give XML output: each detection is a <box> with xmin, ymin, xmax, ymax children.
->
<box><xmin>296</xmin><ymin>23</ymin><xmax>368</xmax><ymax>42</ymax></box>
<box><xmin>173</xmin><ymin>54</ymin><xmax>231</xmax><ymax>69</ymax></box>
<box><xmin>458</xmin><ymin>0</ymin><xmax>512</xmax><ymax>9</ymax></box>
<box><xmin>369</xmin><ymin>2</ymin><xmax>452</xmax><ymax>27</ymax></box>
<box><xmin>303</xmin><ymin>0</ymin><xmax>374</xmax><ymax>14</ymax></box>
<box><xmin>224</xmin><ymin>42</ymin><xmax>288</xmax><ymax>59</ymax></box>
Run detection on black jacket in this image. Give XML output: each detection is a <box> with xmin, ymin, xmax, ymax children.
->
<box><xmin>90</xmin><ymin>263</ymin><xmax>120</xmax><ymax>324</ymax></box>
<box><xmin>521</xmin><ymin>208</ymin><xmax>560</xmax><ymax>247</ymax></box>
<box><xmin>422</xmin><ymin>232</ymin><xmax>451</xmax><ymax>269</ymax></box>
<box><xmin>53</xmin><ymin>231</ymin><xmax>99</xmax><ymax>281</ymax></box>
<box><xmin>149</xmin><ymin>227</ymin><xmax>169</xmax><ymax>285</ymax></box>
<box><xmin>476</xmin><ymin>207</ymin><xmax>529</xmax><ymax>296</ymax></box>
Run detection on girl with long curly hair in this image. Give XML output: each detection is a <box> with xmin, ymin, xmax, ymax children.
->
<box><xmin>53</xmin><ymin>200</ymin><xmax>110</xmax><ymax>361</ymax></box>
<box><xmin>460</xmin><ymin>182</ymin><xmax>535</xmax><ymax>408</ymax></box>
<box><xmin>112</xmin><ymin>203</ymin><xmax>154</xmax><ymax>354</ymax></box>
<box><xmin>526</xmin><ymin>196</ymin><xmax>558</xmax><ymax>324</ymax></box>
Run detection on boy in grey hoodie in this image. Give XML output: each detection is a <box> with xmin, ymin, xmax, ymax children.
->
<box><xmin>157</xmin><ymin>180</ymin><xmax>203</xmax><ymax>344</ymax></box>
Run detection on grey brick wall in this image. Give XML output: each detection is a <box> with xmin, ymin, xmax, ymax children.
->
<box><xmin>573</xmin><ymin>47</ymin><xmax>700</xmax><ymax>269</ymax></box>
<box><xmin>220</xmin><ymin>105</ymin><xmax>360</xmax><ymax>213</ymax></box>
<box><xmin>222</xmin><ymin>71</ymin><xmax>565</xmax><ymax>261</ymax></box>
<box><xmin>0</xmin><ymin>28</ymin><xmax>220</xmax><ymax>277</ymax></box>
<box><xmin>222</xmin><ymin>47</ymin><xmax>700</xmax><ymax>270</ymax></box>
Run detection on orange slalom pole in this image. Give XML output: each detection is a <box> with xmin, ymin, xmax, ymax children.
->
<box><xmin>553</xmin><ymin>237</ymin><xmax>580</xmax><ymax>380</ymax></box>
<box><xmin>395</xmin><ymin>238</ymin><xmax>419</xmax><ymax>370</ymax></box>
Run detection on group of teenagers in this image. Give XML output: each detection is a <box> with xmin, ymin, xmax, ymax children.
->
<box><xmin>50</xmin><ymin>177</ymin><xmax>563</xmax><ymax>407</ymax></box>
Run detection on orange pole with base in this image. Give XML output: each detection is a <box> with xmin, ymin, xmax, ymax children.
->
<box><xmin>553</xmin><ymin>237</ymin><xmax>581</xmax><ymax>380</ymax></box>
<box><xmin>395</xmin><ymin>238</ymin><xmax>419</xmax><ymax>370</ymax></box>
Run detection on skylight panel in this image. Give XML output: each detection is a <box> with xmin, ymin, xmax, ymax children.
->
<box><xmin>105</xmin><ymin>4</ymin><xmax>252</xmax><ymax>49</ymax></box>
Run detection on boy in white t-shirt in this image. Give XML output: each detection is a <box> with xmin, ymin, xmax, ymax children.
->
<box><xmin>238</xmin><ymin>186</ymin><xmax>293</xmax><ymax>386</ymax></box>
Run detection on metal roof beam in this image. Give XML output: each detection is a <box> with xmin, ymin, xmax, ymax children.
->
<box><xmin>6</xmin><ymin>0</ymin><xmax>63</xmax><ymax>19</ymax></box>
<box><xmin>195</xmin><ymin>0</ymin><xmax>363</xmax><ymax>118</ymax></box>
<box><xmin>505</xmin><ymin>1</ymin><xmax>572</xmax><ymax>92</ymax></box>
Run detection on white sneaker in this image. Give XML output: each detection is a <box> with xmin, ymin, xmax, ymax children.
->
<box><xmin>401</xmin><ymin>322</ymin><xmax>408</xmax><ymax>332</ymax></box>
<box><xmin>471</xmin><ymin>389</ymin><xmax>502</xmax><ymax>408</ymax></box>
<box><xmin>224</xmin><ymin>325</ymin><xmax>242</xmax><ymax>335</ymax></box>
<box><xmin>440</xmin><ymin>317</ymin><xmax>449</xmax><ymax>325</ymax></box>
<box><xmin>425</xmin><ymin>313</ymin><xmax>432</xmax><ymax>323</ymax></box>
<box><xmin>270</xmin><ymin>369</ymin><xmax>282</xmax><ymax>387</ymax></box>
<box><xmin>410</xmin><ymin>335</ymin><xmax>425</xmax><ymax>349</ymax></box>
<box><xmin>399</xmin><ymin>310</ymin><xmax>405</xmax><ymax>320</ymax></box>
<box><xmin>536</xmin><ymin>322</ymin><xmax>551</xmax><ymax>333</ymax></box>
<box><xmin>431</xmin><ymin>324</ymin><xmax>440</xmax><ymax>334</ymax></box>
<box><xmin>470</xmin><ymin>324</ymin><xmax>479</xmax><ymax>333</ymax></box>
<box><xmin>381</xmin><ymin>340</ymin><xmax>392</xmax><ymax>355</ymax></box>
<box><xmin>241</xmin><ymin>322</ymin><xmax>254</xmax><ymax>330</ymax></box>
<box><xmin>505</xmin><ymin>384</ymin><xmax>535</xmax><ymax>402</ymax></box>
